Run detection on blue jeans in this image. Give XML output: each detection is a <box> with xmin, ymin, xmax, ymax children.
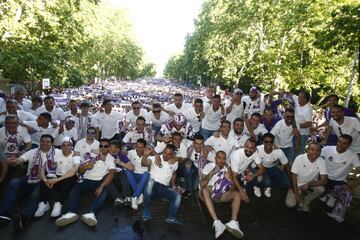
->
<box><xmin>299</xmin><ymin>135</ymin><xmax>308</xmax><ymax>155</ymax></box>
<box><xmin>0</xmin><ymin>177</ymin><xmax>40</xmax><ymax>218</ymax></box>
<box><xmin>143</xmin><ymin>178</ymin><xmax>181</xmax><ymax>219</ymax></box>
<box><xmin>126</xmin><ymin>171</ymin><xmax>150</xmax><ymax>198</ymax></box>
<box><xmin>200</xmin><ymin>128</ymin><xmax>215</xmax><ymax>141</ymax></box>
<box><xmin>67</xmin><ymin>179</ymin><xmax>108</xmax><ymax>214</ymax></box>
<box><xmin>281</xmin><ymin>147</ymin><xmax>295</xmax><ymax>166</ymax></box>
<box><xmin>180</xmin><ymin>160</ymin><xmax>199</xmax><ymax>191</ymax></box>
<box><xmin>260</xmin><ymin>166</ymin><xmax>290</xmax><ymax>189</ymax></box>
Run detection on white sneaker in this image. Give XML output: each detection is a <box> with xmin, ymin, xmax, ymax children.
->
<box><xmin>253</xmin><ymin>186</ymin><xmax>261</xmax><ymax>197</ymax></box>
<box><xmin>319</xmin><ymin>194</ymin><xmax>329</xmax><ymax>202</ymax></box>
<box><xmin>137</xmin><ymin>194</ymin><xmax>144</xmax><ymax>205</ymax></box>
<box><xmin>55</xmin><ymin>212</ymin><xmax>78</xmax><ymax>227</ymax></box>
<box><xmin>326</xmin><ymin>196</ymin><xmax>336</xmax><ymax>207</ymax></box>
<box><xmin>34</xmin><ymin>202</ymin><xmax>50</xmax><ymax>217</ymax></box>
<box><xmin>131</xmin><ymin>197</ymin><xmax>138</xmax><ymax>210</ymax></box>
<box><xmin>264</xmin><ymin>187</ymin><xmax>271</xmax><ymax>198</ymax></box>
<box><xmin>81</xmin><ymin>213</ymin><xmax>97</xmax><ymax>227</ymax></box>
<box><xmin>213</xmin><ymin>220</ymin><xmax>226</xmax><ymax>239</ymax></box>
<box><xmin>327</xmin><ymin>212</ymin><xmax>344</xmax><ymax>223</ymax></box>
<box><xmin>51</xmin><ymin>202</ymin><xmax>62</xmax><ymax>218</ymax></box>
<box><xmin>225</xmin><ymin>220</ymin><xmax>244</xmax><ymax>238</ymax></box>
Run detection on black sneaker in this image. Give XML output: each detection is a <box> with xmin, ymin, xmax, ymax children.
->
<box><xmin>182</xmin><ymin>190</ymin><xmax>191</xmax><ymax>198</ymax></box>
<box><xmin>12</xmin><ymin>208</ymin><xmax>23</xmax><ymax>232</ymax></box>
<box><xmin>0</xmin><ymin>216</ymin><xmax>11</xmax><ymax>230</ymax></box>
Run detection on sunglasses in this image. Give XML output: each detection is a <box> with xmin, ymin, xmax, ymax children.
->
<box><xmin>263</xmin><ymin>140</ymin><xmax>274</xmax><ymax>144</ymax></box>
<box><xmin>99</xmin><ymin>145</ymin><xmax>109</xmax><ymax>148</ymax></box>
<box><xmin>197</xmin><ymin>115</ymin><xmax>201</xmax><ymax>122</ymax></box>
<box><xmin>195</xmin><ymin>153</ymin><xmax>199</xmax><ymax>160</ymax></box>
<box><xmin>153</xmin><ymin>110</ymin><xmax>161</xmax><ymax>113</ymax></box>
<box><xmin>133</xmin><ymin>107</ymin><xmax>140</xmax><ymax>110</ymax></box>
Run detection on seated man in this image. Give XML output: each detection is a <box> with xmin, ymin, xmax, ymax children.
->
<box><xmin>199</xmin><ymin>151</ymin><xmax>244</xmax><ymax>239</ymax></box>
<box><xmin>53</xmin><ymin>116</ymin><xmax>78</xmax><ymax>147</ymax></box>
<box><xmin>123</xmin><ymin>116</ymin><xmax>152</xmax><ymax>151</ymax></box>
<box><xmin>0</xmin><ymin>134</ymin><xmax>56</xmax><ymax>231</ymax></box>
<box><xmin>256</xmin><ymin>133</ymin><xmax>291</xmax><ymax>198</ymax></box>
<box><xmin>0</xmin><ymin>115</ymin><xmax>32</xmax><ymax>182</ymax></box>
<box><xmin>35</xmin><ymin>137</ymin><xmax>80</xmax><ymax>218</ymax></box>
<box><xmin>321</xmin><ymin>134</ymin><xmax>360</xmax><ymax>222</ymax></box>
<box><xmin>107</xmin><ymin>140</ymin><xmax>134</xmax><ymax>207</ymax></box>
<box><xmin>230</xmin><ymin>138</ymin><xmax>265</xmax><ymax>196</ymax></box>
<box><xmin>126</xmin><ymin>139</ymin><xmax>150</xmax><ymax>210</ymax></box>
<box><xmin>141</xmin><ymin>144</ymin><xmax>182</xmax><ymax>228</ymax></box>
<box><xmin>285</xmin><ymin>142</ymin><xmax>327</xmax><ymax>212</ymax></box>
<box><xmin>55</xmin><ymin>138</ymin><xmax>115</xmax><ymax>227</ymax></box>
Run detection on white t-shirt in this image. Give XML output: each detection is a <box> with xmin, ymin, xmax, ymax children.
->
<box><xmin>202</xmin><ymin>162</ymin><xmax>230</xmax><ymax>186</ymax></box>
<box><xmin>229</xmin><ymin>148</ymin><xmax>261</xmax><ymax>174</ymax></box>
<box><xmin>292</xmin><ymin>96</ymin><xmax>313</xmax><ymax>136</ymax></box>
<box><xmin>228</xmin><ymin>130</ymin><xmax>249</xmax><ymax>150</ymax></box>
<box><xmin>155</xmin><ymin>141</ymin><xmax>188</xmax><ymax>159</ymax></box>
<box><xmin>242</xmin><ymin>96</ymin><xmax>265</xmax><ymax>118</ymax></box>
<box><xmin>0</xmin><ymin>110</ymin><xmax>36</xmax><ymax>125</ymax></box>
<box><xmin>321</xmin><ymin>146</ymin><xmax>360</xmax><ymax>182</ymax></box>
<box><xmin>291</xmin><ymin>154</ymin><xmax>327</xmax><ymax>187</ymax></box>
<box><xmin>23</xmin><ymin>120</ymin><xmax>58</xmax><ymax>145</ymax></box>
<box><xmin>83</xmin><ymin>154</ymin><xmax>115</xmax><ymax>181</ymax></box>
<box><xmin>54</xmin><ymin>126</ymin><xmax>78</xmax><ymax>146</ymax></box>
<box><xmin>148</xmin><ymin>155</ymin><xmax>178</xmax><ymax>186</ymax></box>
<box><xmin>257</xmin><ymin>145</ymin><xmax>288</xmax><ymax>168</ymax></box>
<box><xmin>0</xmin><ymin>126</ymin><xmax>31</xmax><ymax>155</ymax></box>
<box><xmin>127</xmin><ymin>150</ymin><xmax>148</xmax><ymax>174</ymax></box>
<box><xmin>35</xmin><ymin>106</ymin><xmax>65</xmax><ymax>121</ymax></box>
<box><xmin>125</xmin><ymin>109</ymin><xmax>148</xmax><ymax>129</ymax></box>
<box><xmin>64</xmin><ymin>110</ymin><xmax>80</xmax><ymax>134</ymax></box>
<box><xmin>164</xmin><ymin>103</ymin><xmax>192</xmax><ymax>114</ymax></box>
<box><xmin>17</xmin><ymin>98</ymin><xmax>32</xmax><ymax>112</ymax></box>
<box><xmin>93</xmin><ymin>111</ymin><xmax>125</xmax><ymax>139</ymax></box>
<box><xmin>123</xmin><ymin>129</ymin><xmax>152</xmax><ymax>147</ymax></box>
<box><xmin>20</xmin><ymin>148</ymin><xmax>53</xmax><ymax>175</ymax></box>
<box><xmin>183</xmin><ymin>108</ymin><xmax>202</xmax><ymax>133</ymax></box>
<box><xmin>145</xmin><ymin>111</ymin><xmax>171</xmax><ymax>128</ymax></box>
<box><xmin>205</xmin><ymin>135</ymin><xmax>235</xmax><ymax>162</ymax></box>
<box><xmin>225</xmin><ymin>102</ymin><xmax>244</xmax><ymax>124</ymax></box>
<box><xmin>74</xmin><ymin>138</ymin><xmax>99</xmax><ymax>159</ymax></box>
<box><xmin>41</xmin><ymin>150</ymin><xmax>80</xmax><ymax>176</ymax></box>
<box><xmin>244</xmin><ymin>124</ymin><xmax>268</xmax><ymax>142</ymax></box>
<box><xmin>271</xmin><ymin>119</ymin><xmax>294</xmax><ymax>148</ymax></box>
<box><xmin>202</xmin><ymin>104</ymin><xmax>223</xmax><ymax>131</ymax></box>
<box><xmin>329</xmin><ymin>117</ymin><xmax>360</xmax><ymax>153</ymax></box>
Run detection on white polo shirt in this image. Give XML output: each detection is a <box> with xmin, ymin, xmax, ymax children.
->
<box><xmin>148</xmin><ymin>155</ymin><xmax>178</xmax><ymax>186</ymax></box>
<box><xmin>329</xmin><ymin>117</ymin><xmax>360</xmax><ymax>153</ymax></box>
<box><xmin>127</xmin><ymin>150</ymin><xmax>148</xmax><ymax>174</ymax></box>
<box><xmin>321</xmin><ymin>146</ymin><xmax>360</xmax><ymax>182</ymax></box>
<box><xmin>145</xmin><ymin>111</ymin><xmax>171</xmax><ymax>128</ymax></box>
<box><xmin>257</xmin><ymin>145</ymin><xmax>288</xmax><ymax>168</ymax></box>
<box><xmin>42</xmin><ymin>150</ymin><xmax>80</xmax><ymax>176</ymax></box>
<box><xmin>228</xmin><ymin>130</ymin><xmax>249</xmax><ymax>150</ymax></box>
<box><xmin>244</xmin><ymin>124</ymin><xmax>268</xmax><ymax>142</ymax></box>
<box><xmin>20</xmin><ymin>148</ymin><xmax>55</xmax><ymax>175</ymax></box>
<box><xmin>205</xmin><ymin>135</ymin><xmax>235</xmax><ymax>162</ymax></box>
<box><xmin>125</xmin><ymin>109</ymin><xmax>148</xmax><ymax>128</ymax></box>
<box><xmin>202</xmin><ymin>104</ymin><xmax>223</xmax><ymax>131</ymax></box>
<box><xmin>17</xmin><ymin>98</ymin><xmax>32</xmax><ymax>112</ymax></box>
<box><xmin>54</xmin><ymin>126</ymin><xmax>78</xmax><ymax>146</ymax></box>
<box><xmin>183</xmin><ymin>108</ymin><xmax>202</xmax><ymax>133</ymax></box>
<box><xmin>242</xmin><ymin>96</ymin><xmax>265</xmax><ymax>118</ymax></box>
<box><xmin>271</xmin><ymin>119</ymin><xmax>294</xmax><ymax>148</ymax></box>
<box><xmin>164</xmin><ymin>103</ymin><xmax>192</xmax><ymax>114</ymax></box>
<box><xmin>74</xmin><ymin>138</ymin><xmax>99</xmax><ymax>159</ymax></box>
<box><xmin>94</xmin><ymin>111</ymin><xmax>125</xmax><ymax>139</ymax></box>
<box><xmin>35</xmin><ymin>106</ymin><xmax>65</xmax><ymax>121</ymax></box>
<box><xmin>291</xmin><ymin>154</ymin><xmax>327</xmax><ymax>187</ymax></box>
<box><xmin>0</xmin><ymin>110</ymin><xmax>37</xmax><ymax>125</ymax></box>
<box><xmin>230</xmin><ymin>148</ymin><xmax>261</xmax><ymax>174</ymax></box>
<box><xmin>225</xmin><ymin>102</ymin><xmax>244</xmax><ymax>124</ymax></box>
<box><xmin>155</xmin><ymin>141</ymin><xmax>188</xmax><ymax>159</ymax></box>
<box><xmin>202</xmin><ymin>162</ymin><xmax>230</xmax><ymax>186</ymax></box>
<box><xmin>83</xmin><ymin>154</ymin><xmax>115</xmax><ymax>181</ymax></box>
<box><xmin>23</xmin><ymin>120</ymin><xmax>58</xmax><ymax>145</ymax></box>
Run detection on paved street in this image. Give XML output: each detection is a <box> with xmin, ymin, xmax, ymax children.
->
<box><xmin>1</xmin><ymin>189</ymin><xmax>359</xmax><ymax>240</ymax></box>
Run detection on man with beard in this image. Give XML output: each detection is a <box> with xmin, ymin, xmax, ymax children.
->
<box><xmin>242</xmin><ymin>86</ymin><xmax>265</xmax><ymax>119</ymax></box>
<box><xmin>164</xmin><ymin>93</ymin><xmax>192</xmax><ymax>116</ymax></box>
<box><xmin>230</xmin><ymin>138</ymin><xmax>265</xmax><ymax>197</ymax></box>
<box><xmin>229</xmin><ymin>118</ymin><xmax>250</xmax><ymax>150</ymax></box>
<box><xmin>35</xmin><ymin>96</ymin><xmax>65</xmax><ymax>121</ymax></box>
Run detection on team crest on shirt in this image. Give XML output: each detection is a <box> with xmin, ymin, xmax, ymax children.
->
<box><xmin>7</xmin><ymin>144</ymin><xmax>16</xmax><ymax>153</ymax></box>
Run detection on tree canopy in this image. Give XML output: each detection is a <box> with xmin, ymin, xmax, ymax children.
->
<box><xmin>0</xmin><ymin>0</ymin><xmax>156</xmax><ymax>89</ymax></box>
<box><xmin>164</xmin><ymin>0</ymin><xmax>359</xmax><ymax>104</ymax></box>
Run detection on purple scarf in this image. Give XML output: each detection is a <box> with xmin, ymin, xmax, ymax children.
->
<box><xmin>44</xmin><ymin>147</ymin><xmax>57</xmax><ymax>179</ymax></box>
<box><xmin>211</xmin><ymin>170</ymin><xmax>233</xmax><ymax>200</ymax></box>
<box><xmin>186</xmin><ymin>145</ymin><xmax>208</xmax><ymax>175</ymax></box>
<box><xmin>332</xmin><ymin>185</ymin><xmax>353</xmax><ymax>207</ymax></box>
<box><xmin>28</xmin><ymin>147</ymin><xmax>55</xmax><ymax>184</ymax></box>
<box><xmin>4</xmin><ymin>130</ymin><xmax>19</xmax><ymax>158</ymax></box>
<box><xmin>79</xmin><ymin>113</ymin><xmax>92</xmax><ymax>139</ymax></box>
<box><xmin>77</xmin><ymin>152</ymin><xmax>99</xmax><ymax>182</ymax></box>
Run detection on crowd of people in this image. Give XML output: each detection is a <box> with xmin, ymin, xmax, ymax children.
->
<box><xmin>0</xmin><ymin>80</ymin><xmax>359</xmax><ymax>239</ymax></box>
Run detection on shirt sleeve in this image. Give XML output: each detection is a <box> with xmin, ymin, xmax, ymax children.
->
<box><xmin>202</xmin><ymin>163</ymin><xmax>213</xmax><ymax>175</ymax></box>
<box><xmin>277</xmin><ymin>149</ymin><xmax>289</xmax><ymax>165</ymax></box>
<box><xmin>20</xmin><ymin>149</ymin><xmax>36</xmax><ymax>162</ymax></box>
<box><xmin>318</xmin><ymin>158</ymin><xmax>328</xmax><ymax>175</ymax></box>
<box><xmin>106</xmin><ymin>156</ymin><xmax>116</xmax><ymax>170</ymax></box>
<box><xmin>291</xmin><ymin>156</ymin><xmax>301</xmax><ymax>174</ymax></box>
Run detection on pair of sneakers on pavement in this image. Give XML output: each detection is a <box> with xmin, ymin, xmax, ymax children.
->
<box><xmin>253</xmin><ymin>186</ymin><xmax>271</xmax><ymax>198</ymax></box>
<box><xmin>35</xmin><ymin>201</ymin><xmax>62</xmax><ymax>218</ymax></box>
<box><xmin>55</xmin><ymin>212</ymin><xmax>97</xmax><ymax>227</ymax></box>
<box><xmin>131</xmin><ymin>194</ymin><xmax>144</xmax><ymax>210</ymax></box>
<box><xmin>213</xmin><ymin>219</ymin><xmax>244</xmax><ymax>239</ymax></box>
